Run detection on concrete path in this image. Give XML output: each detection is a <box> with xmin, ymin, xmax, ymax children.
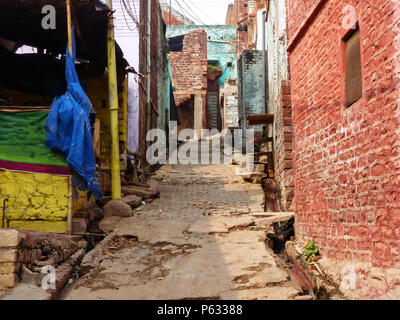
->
<box><xmin>63</xmin><ymin>150</ymin><xmax>301</xmax><ymax>300</ymax></box>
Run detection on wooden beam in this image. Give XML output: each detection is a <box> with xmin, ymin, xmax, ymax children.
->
<box><xmin>247</xmin><ymin>113</ymin><xmax>274</xmax><ymax>125</ymax></box>
<box><xmin>0</xmin><ymin>106</ymin><xmax>51</xmax><ymax>112</ymax></box>
<box><xmin>254</xmin><ymin>137</ymin><xmax>273</xmax><ymax>145</ymax></box>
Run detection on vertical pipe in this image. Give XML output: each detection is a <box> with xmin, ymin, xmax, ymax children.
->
<box><xmin>66</xmin><ymin>0</ymin><xmax>73</xmax><ymax>232</ymax></box>
<box><xmin>66</xmin><ymin>0</ymin><xmax>72</xmax><ymax>55</ymax></box>
<box><xmin>106</xmin><ymin>0</ymin><xmax>122</xmax><ymax>200</ymax></box>
<box><xmin>67</xmin><ymin>178</ymin><xmax>73</xmax><ymax>233</ymax></box>
<box><xmin>262</xmin><ymin>10</ymin><xmax>267</xmax><ymax>113</ymax></box>
<box><xmin>146</xmin><ymin>0</ymin><xmax>152</xmax><ymax>148</ymax></box>
<box><xmin>2</xmin><ymin>198</ymin><xmax>8</xmax><ymax>229</ymax></box>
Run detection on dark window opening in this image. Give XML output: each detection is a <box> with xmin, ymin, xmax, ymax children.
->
<box><xmin>227</xmin><ymin>62</ymin><xmax>232</xmax><ymax>67</ymax></box>
<box><xmin>344</xmin><ymin>27</ymin><xmax>362</xmax><ymax>106</ymax></box>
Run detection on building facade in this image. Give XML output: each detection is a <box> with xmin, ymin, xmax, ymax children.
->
<box><xmin>288</xmin><ymin>0</ymin><xmax>400</xmax><ymax>299</ymax></box>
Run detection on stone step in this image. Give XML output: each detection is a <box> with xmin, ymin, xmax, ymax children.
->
<box><xmin>252</xmin><ymin>212</ymin><xmax>294</xmax><ymax>225</ymax></box>
<box><xmin>121</xmin><ymin>195</ymin><xmax>142</xmax><ymax>209</ymax></box>
<box><xmin>121</xmin><ymin>185</ymin><xmax>160</xmax><ymax>199</ymax></box>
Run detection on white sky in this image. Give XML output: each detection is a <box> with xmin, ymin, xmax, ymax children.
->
<box><xmin>19</xmin><ymin>1</ymin><xmax>233</xmax><ymax>65</ymax></box>
<box><xmin>111</xmin><ymin>0</ymin><xmax>233</xmax><ymax>66</ymax></box>
<box><xmin>166</xmin><ymin>0</ymin><xmax>233</xmax><ymax>25</ymax></box>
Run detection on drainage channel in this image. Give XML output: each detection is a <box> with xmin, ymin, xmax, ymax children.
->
<box><xmin>265</xmin><ymin>218</ymin><xmax>343</xmax><ymax>300</ymax></box>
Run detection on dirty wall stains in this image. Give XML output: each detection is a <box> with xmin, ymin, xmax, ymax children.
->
<box><xmin>86</xmin><ymin>77</ymin><xmax>128</xmax><ymax>162</ymax></box>
<box><xmin>0</xmin><ymin>171</ymin><xmax>69</xmax><ymax>233</ymax></box>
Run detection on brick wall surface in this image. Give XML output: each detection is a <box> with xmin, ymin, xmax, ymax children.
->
<box><xmin>274</xmin><ymin>80</ymin><xmax>293</xmax><ymax>211</ymax></box>
<box><xmin>170</xmin><ymin>29</ymin><xmax>208</xmax><ymax>93</ymax></box>
<box><xmin>286</xmin><ymin>0</ymin><xmax>320</xmax><ymax>41</ymax></box>
<box><xmin>0</xmin><ymin>230</ymin><xmax>21</xmax><ymax>290</ymax></box>
<box><xmin>176</xmin><ymin>97</ymin><xmax>194</xmax><ymax>131</ymax></box>
<box><xmin>225</xmin><ymin>4</ymin><xmax>236</xmax><ymax>25</ymax></box>
<box><xmin>161</xmin><ymin>10</ymin><xmax>184</xmax><ymax>25</ymax></box>
<box><xmin>225</xmin><ymin>0</ymin><xmax>249</xmax><ymax>56</ymax></box>
<box><xmin>288</xmin><ymin>0</ymin><xmax>400</xmax><ymax>298</ymax></box>
<box><xmin>266</xmin><ymin>0</ymin><xmax>293</xmax><ymax>211</ymax></box>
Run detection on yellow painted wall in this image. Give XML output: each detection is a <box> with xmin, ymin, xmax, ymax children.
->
<box><xmin>0</xmin><ymin>76</ymin><xmax>128</xmax><ymax>233</ymax></box>
<box><xmin>0</xmin><ymin>170</ymin><xmax>69</xmax><ymax>233</ymax></box>
<box><xmin>0</xmin><ymin>170</ymin><xmax>94</xmax><ymax>233</ymax></box>
<box><xmin>87</xmin><ymin>76</ymin><xmax>128</xmax><ymax>163</ymax></box>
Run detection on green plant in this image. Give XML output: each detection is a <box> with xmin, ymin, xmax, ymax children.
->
<box><xmin>303</xmin><ymin>241</ymin><xmax>319</xmax><ymax>262</ymax></box>
<box><xmin>207</xmin><ymin>65</ymin><xmax>222</xmax><ymax>73</ymax></box>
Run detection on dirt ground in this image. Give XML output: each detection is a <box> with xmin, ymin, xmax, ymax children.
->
<box><xmin>62</xmin><ymin>146</ymin><xmax>304</xmax><ymax>300</ymax></box>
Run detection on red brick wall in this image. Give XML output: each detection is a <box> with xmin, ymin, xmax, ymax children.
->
<box><xmin>225</xmin><ymin>4</ymin><xmax>236</xmax><ymax>25</ymax></box>
<box><xmin>176</xmin><ymin>97</ymin><xmax>194</xmax><ymax>131</ymax></box>
<box><xmin>225</xmin><ymin>0</ymin><xmax>249</xmax><ymax>56</ymax></box>
<box><xmin>286</xmin><ymin>0</ymin><xmax>320</xmax><ymax>41</ymax></box>
<box><xmin>162</xmin><ymin>10</ymin><xmax>184</xmax><ymax>25</ymax></box>
<box><xmin>289</xmin><ymin>0</ymin><xmax>400</xmax><ymax>298</ymax></box>
<box><xmin>274</xmin><ymin>80</ymin><xmax>294</xmax><ymax>211</ymax></box>
<box><xmin>170</xmin><ymin>30</ymin><xmax>208</xmax><ymax>93</ymax></box>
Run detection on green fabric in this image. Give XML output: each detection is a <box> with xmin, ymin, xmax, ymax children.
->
<box><xmin>0</xmin><ymin>110</ymin><xmax>68</xmax><ymax>166</ymax></box>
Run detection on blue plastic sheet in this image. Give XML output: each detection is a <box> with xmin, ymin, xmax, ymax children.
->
<box><xmin>45</xmin><ymin>28</ymin><xmax>102</xmax><ymax>199</ymax></box>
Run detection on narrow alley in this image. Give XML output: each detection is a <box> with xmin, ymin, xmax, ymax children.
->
<box><xmin>2</xmin><ymin>0</ymin><xmax>400</xmax><ymax>305</ymax></box>
<box><xmin>63</xmin><ymin>142</ymin><xmax>301</xmax><ymax>300</ymax></box>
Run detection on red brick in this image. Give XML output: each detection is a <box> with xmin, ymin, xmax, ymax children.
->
<box><xmin>289</xmin><ymin>0</ymin><xmax>400</xmax><ymax>295</ymax></box>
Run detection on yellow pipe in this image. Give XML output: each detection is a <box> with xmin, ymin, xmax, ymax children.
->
<box><xmin>66</xmin><ymin>0</ymin><xmax>73</xmax><ymax>233</ymax></box>
<box><xmin>106</xmin><ymin>0</ymin><xmax>121</xmax><ymax>200</ymax></box>
<box><xmin>66</xmin><ymin>0</ymin><xmax>73</xmax><ymax>55</ymax></box>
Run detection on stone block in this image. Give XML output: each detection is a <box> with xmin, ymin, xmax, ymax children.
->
<box><xmin>0</xmin><ymin>249</ymin><xmax>18</xmax><ymax>263</ymax></box>
<box><xmin>103</xmin><ymin>200</ymin><xmax>133</xmax><ymax>218</ymax></box>
<box><xmin>72</xmin><ymin>218</ymin><xmax>88</xmax><ymax>235</ymax></box>
<box><xmin>0</xmin><ymin>273</ymin><xmax>17</xmax><ymax>290</ymax></box>
<box><xmin>121</xmin><ymin>195</ymin><xmax>142</xmax><ymax>209</ymax></box>
<box><xmin>0</xmin><ymin>262</ymin><xmax>19</xmax><ymax>274</ymax></box>
<box><xmin>0</xmin><ymin>229</ymin><xmax>22</xmax><ymax>247</ymax></box>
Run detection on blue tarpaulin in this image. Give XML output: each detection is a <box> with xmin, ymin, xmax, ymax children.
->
<box><xmin>45</xmin><ymin>28</ymin><xmax>102</xmax><ymax>199</ymax></box>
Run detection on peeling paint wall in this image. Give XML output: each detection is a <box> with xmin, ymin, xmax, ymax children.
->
<box><xmin>0</xmin><ymin>75</ymin><xmax>127</xmax><ymax>234</ymax></box>
<box><xmin>265</xmin><ymin>0</ymin><xmax>293</xmax><ymax>211</ymax></box>
<box><xmin>0</xmin><ymin>171</ymin><xmax>69</xmax><ymax>233</ymax></box>
<box><xmin>265</xmin><ymin>0</ymin><xmax>289</xmax><ymax>115</ymax></box>
<box><xmin>238</xmin><ymin>50</ymin><xmax>266</xmax><ymax>134</ymax></box>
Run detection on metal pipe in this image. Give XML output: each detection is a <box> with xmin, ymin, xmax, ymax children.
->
<box><xmin>2</xmin><ymin>198</ymin><xmax>8</xmax><ymax>228</ymax></box>
<box><xmin>262</xmin><ymin>10</ymin><xmax>267</xmax><ymax>113</ymax></box>
<box><xmin>106</xmin><ymin>0</ymin><xmax>122</xmax><ymax>200</ymax></box>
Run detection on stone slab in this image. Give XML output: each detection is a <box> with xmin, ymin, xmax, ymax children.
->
<box><xmin>188</xmin><ymin>221</ymin><xmax>228</xmax><ymax>234</ymax></box>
